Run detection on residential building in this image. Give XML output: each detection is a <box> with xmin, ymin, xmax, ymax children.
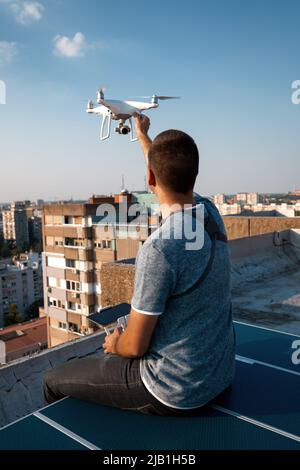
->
<box><xmin>247</xmin><ymin>192</ymin><xmax>259</xmax><ymax>205</ymax></box>
<box><xmin>215</xmin><ymin>203</ymin><xmax>241</xmax><ymax>216</ymax></box>
<box><xmin>0</xmin><ymin>252</ymin><xmax>43</xmax><ymax>328</ymax></box>
<box><xmin>235</xmin><ymin>193</ymin><xmax>248</xmax><ymax>205</ymax></box>
<box><xmin>2</xmin><ymin>202</ymin><xmax>29</xmax><ymax>248</ymax></box>
<box><xmin>42</xmin><ymin>192</ymin><xmax>159</xmax><ymax>347</ymax></box>
<box><xmin>214</xmin><ymin>193</ymin><xmax>226</xmax><ymax>206</ymax></box>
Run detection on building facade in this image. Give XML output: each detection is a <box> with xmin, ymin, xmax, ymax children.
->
<box><xmin>213</xmin><ymin>193</ymin><xmax>226</xmax><ymax>206</ymax></box>
<box><xmin>0</xmin><ymin>253</ymin><xmax>43</xmax><ymax>328</ymax></box>
<box><xmin>42</xmin><ymin>192</ymin><xmax>159</xmax><ymax>348</ymax></box>
<box><xmin>246</xmin><ymin>192</ymin><xmax>259</xmax><ymax>206</ymax></box>
<box><xmin>2</xmin><ymin>202</ymin><xmax>30</xmax><ymax>248</ymax></box>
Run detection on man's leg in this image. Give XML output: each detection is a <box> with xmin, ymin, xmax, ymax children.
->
<box><xmin>44</xmin><ymin>353</ymin><xmax>156</xmax><ymax>412</ymax></box>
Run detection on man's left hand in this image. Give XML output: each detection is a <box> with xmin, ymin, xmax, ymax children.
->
<box><xmin>103</xmin><ymin>327</ymin><xmax>122</xmax><ymax>355</ymax></box>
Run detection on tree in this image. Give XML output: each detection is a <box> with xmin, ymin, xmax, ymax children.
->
<box><xmin>5</xmin><ymin>304</ymin><xmax>22</xmax><ymax>326</ymax></box>
<box><xmin>0</xmin><ymin>243</ymin><xmax>11</xmax><ymax>259</ymax></box>
<box><xmin>21</xmin><ymin>241</ymin><xmax>29</xmax><ymax>252</ymax></box>
<box><xmin>26</xmin><ymin>298</ymin><xmax>43</xmax><ymax>320</ymax></box>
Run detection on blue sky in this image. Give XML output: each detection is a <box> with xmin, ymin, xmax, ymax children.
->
<box><xmin>0</xmin><ymin>0</ymin><xmax>300</xmax><ymax>201</ymax></box>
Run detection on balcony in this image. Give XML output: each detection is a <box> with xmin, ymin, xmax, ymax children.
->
<box><xmin>44</xmin><ymin>225</ymin><xmax>92</xmax><ymax>239</ymax></box>
<box><xmin>66</xmin><ymin>291</ymin><xmax>81</xmax><ymax>304</ymax></box>
<box><xmin>64</xmin><ymin>247</ymin><xmax>94</xmax><ymax>261</ymax></box>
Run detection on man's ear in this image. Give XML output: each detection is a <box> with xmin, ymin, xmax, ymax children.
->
<box><xmin>148</xmin><ymin>167</ymin><xmax>156</xmax><ymax>188</ymax></box>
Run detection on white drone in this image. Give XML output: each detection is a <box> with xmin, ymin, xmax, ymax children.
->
<box><xmin>86</xmin><ymin>87</ymin><xmax>179</xmax><ymax>141</ymax></box>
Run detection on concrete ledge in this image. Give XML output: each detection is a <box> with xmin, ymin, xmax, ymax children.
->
<box><xmin>0</xmin><ymin>331</ymin><xmax>105</xmax><ymax>428</ymax></box>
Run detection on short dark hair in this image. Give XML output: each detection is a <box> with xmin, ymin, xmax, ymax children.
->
<box><xmin>148</xmin><ymin>130</ymin><xmax>199</xmax><ymax>194</ymax></box>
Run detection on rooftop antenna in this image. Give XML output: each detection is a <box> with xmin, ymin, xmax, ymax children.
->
<box><xmin>121</xmin><ymin>174</ymin><xmax>125</xmax><ymax>192</ymax></box>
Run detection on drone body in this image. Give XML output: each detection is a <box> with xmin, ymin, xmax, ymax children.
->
<box><xmin>86</xmin><ymin>88</ymin><xmax>179</xmax><ymax>141</ymax></box>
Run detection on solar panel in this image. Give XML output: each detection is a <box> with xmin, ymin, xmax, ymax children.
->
<box><xmin>88</xmin><ymin>303</ymin><xmax>131</xmax><ymax>327</ymax></box>
<box><xmin>0</xmin><ymin>322</ymin><xmax>299</xmax><ymax>450</ymax></box>
<box><xmin>235</xmin><ymin>321</ymin><xmax>299</xmax><ymax>372</ymax></box>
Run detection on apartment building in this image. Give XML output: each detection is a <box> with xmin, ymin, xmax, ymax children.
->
<box><xmin>246</xmin><ymin>192</ymin><xmax>259</xmax><ymax>206</ymax></box>
<box><xmin>42</xmin><ymin>192</ymin><xmax>159</xmax><ymax>347</ymax></box>
<box><xmin>235</xmin><ymin>193</ymin><xmax>248</xmax><ymax>205</ymax></box>
<box><xmin>213</xmin><ymin>193</ymin><xmax>226</xmax><ymax>206</ymax></box>
<box><xmin>0</xmin><ymin>252</ymin><xmax>43</xmax><ymax>328</ymax></box>
<box><xmin>2</xmin><ymin>202</ymin><xmax>30</xmax><ymax>248</ymax></box>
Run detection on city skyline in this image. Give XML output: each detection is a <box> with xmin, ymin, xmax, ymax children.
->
<box><xmin>1</xmin><ymin>0</ymin><xmax>300</xmax><ymax>200</ymax></box>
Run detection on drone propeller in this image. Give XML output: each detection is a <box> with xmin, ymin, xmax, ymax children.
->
<box><xmin>154</xmin><ymin>95</ymin><xmax>180</xmax><ymax>100</ymax></box>
<box><xmin>130</xmin><ymin>95</ymin><xmax>180</xmax><ymax>101</ymax></box>
<box><xmin>97</xmin><ymin>85</ymin><xmax>106</xmax><ymax>101</ymax></box>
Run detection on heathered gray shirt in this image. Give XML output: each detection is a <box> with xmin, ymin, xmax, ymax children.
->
<box><xmin>131</xmin><ymin>194</ymin><xmax>235</xmax><ymax>409</ymax></box>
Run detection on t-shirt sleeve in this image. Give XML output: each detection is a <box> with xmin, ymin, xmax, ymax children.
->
<box><xmin>131</xmin><ymin>242</ymin><xmax>176</xmax><ymax>315</ymax></box>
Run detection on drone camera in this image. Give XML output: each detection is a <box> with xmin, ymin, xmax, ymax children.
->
<box><xmin>115</xmin><ymin>124</ymin><xmax>131</xmax><ymax>135</ymax></box>
<box><xmin>121</xmin><ymin>126</ymin><xmax>130</xmax><ymax>135</ymax></box>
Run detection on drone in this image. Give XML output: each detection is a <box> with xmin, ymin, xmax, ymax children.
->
<box><xmin>86</xmin><ymin>87</ymin><xmax>179</xmax><ymax>141</ymax></box>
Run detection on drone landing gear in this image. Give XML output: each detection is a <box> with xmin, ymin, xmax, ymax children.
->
<box><xmin>100</xmin><ymin>113</ymin><xmax>112</xmax><ymax>141</ymax></box>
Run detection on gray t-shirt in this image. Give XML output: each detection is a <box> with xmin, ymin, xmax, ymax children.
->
<box><xmin>131</xmin><ymin>195</ymin><xmax>235</xmax><ymax>409</ymax></box>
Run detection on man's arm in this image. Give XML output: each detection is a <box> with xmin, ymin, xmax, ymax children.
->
<box><xmin>102</xmin><ymin>307</ymin><xmax>159</xmax><ymax>358</ymax></box>
<box><xmin>135</xmin><ymin>114</ymin><xmax>152</xmax><ymax>165</ymax></box>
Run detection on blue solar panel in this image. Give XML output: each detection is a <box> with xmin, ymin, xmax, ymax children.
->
<box><xmin>235</xmin><ymin>321</ymin><xmax>299</xmax><ymax>372</ymax></box>
<box><xmin>213</xmin><ymin>360</ymin><xmax>300</xmax><ymax>437</ymax></box>
<box><xmin>39</xmin><ymin>397</ymin><xmax>300</xmax><ymax>450</ymax></box>
<box><xmin>88</xmin><ymin>303</ymin><xmax>131</xmax><ymax>327</ymax></box>
<box><xmin>0</xmin><ymin>415</ymin><xmax>87</xmax><ymax>450</ymax></box>
<box><xmin>0</xmin><ymin>322</ymin><xmax>299</xmax><ymax>450</ymax></box>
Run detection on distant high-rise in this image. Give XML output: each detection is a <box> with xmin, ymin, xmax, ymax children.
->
<box><xmin>0</xmin><ymin>252</ymin><xmax>43</xmax><ymax>328</ymax></box>
<box><xmin>247</xmin><ymin>192</ymin><xmax>259</xmax><ymax>206</ymax></box>
<box><xmin>235</xmin><ymin>193</ymin><xmax>248</xmax><ymax>205</ymax></box>
<box><xmin>214</xmin><ymin>194</ymin><xmax>225</xmax><ymax>205</ymax></box>
<box><xmin>2</xmin><ymin>202</ymin><xmax>29</xmax><ymax>248</ymax></box>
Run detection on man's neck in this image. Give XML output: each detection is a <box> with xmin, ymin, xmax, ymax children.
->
<box><xmin>156</xmin><ymin>190</ymin><xmax>196</xmax><ymax>219</ymax></box>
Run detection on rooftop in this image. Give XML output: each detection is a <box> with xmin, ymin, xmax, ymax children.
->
<box><xmin>1</xmin><ymin>227</ymin><xmax>300</xmax><ymax>449</ymax></box>
<box><xmin>0</xmin><ymin>317</ymin><xmax>47</xmax><ymax>355</ymax></box>
<box><xmin>230</xmin><ymin>229</ymin><xmax>300</xmax><ymax>334</ymax></box>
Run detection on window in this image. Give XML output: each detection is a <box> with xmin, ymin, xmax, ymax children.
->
<box><xmin>58</xmin><ymin>322</ymin><xmax>67</xmax><ymax>330</ymax></box>
<box><xmin>68</xmin><ymin>322</ymin><xmax>79</xmax><ymax>333</ymax></box>
<box><xmin>102</xmin><ymin>240</ymin><xmax>112</xmax><ymax>249</ymax></box>
<box><xmin>49</xmin><ymin>298</ymin><xmax>57</xmax><ymax>307</ymax></box>
<box><xmin>66</xmin><ymin>259</ymin><xmax>76</xmax><ymax>268</ymax></box>
<box><xmin>66</xmin><ymin>281</ymin><xmax>80</xmax><ymax>291</ymax></box>
<box><xmin>64</xmin><ymin>216</ymin><xmax>73</xmax><ymax>224</ymax></box>
<box><xmin>67</xmin><ymin>301</ymin><xmax>76</xmax><ymax>311</ymax></box>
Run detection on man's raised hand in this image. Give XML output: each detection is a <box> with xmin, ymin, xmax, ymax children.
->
<box><xmin>134</xmin><ymin>113</ymin><xmax>150</xmax><ymax>138</ymax></box>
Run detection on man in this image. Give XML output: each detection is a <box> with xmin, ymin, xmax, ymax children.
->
<box><xmin>44</xmin><ymin>116</ymin><xmax>235</xmax><ymax>416</ymax></box>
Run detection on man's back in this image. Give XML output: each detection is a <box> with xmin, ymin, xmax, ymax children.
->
<box><xmin>132</xmin><ymin>196</ymin><xmax>235</xmax><ymax>409</ymax></box>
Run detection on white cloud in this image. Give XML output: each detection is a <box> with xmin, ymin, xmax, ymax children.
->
<box><xmin>0</xmin><ymin>41</ymin><xmax>17</xmax><ymax>63</ymax></box>
<box><xmin>0</xmin><ymin>1</ymin><xmax>44</xmax><ymax>25</ymax></box>
<box><xmin>53</xmin><ymin>32</ymin><xmax>87</xmax><ymax>58</ymax></box>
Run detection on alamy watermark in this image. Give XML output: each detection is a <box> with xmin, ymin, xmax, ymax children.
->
<box><xmin>94</xmin><ymin>202</ymin><xmax>205</xmax><ymax>251</ymax></box>
<box><xmin>0</xmin><ymin>80</ymin><xmax>6</xmax><ymax>104</ymax></box>
<box><xmin>291</xmin><ymin>339</ymin><xmax>300</xmax><ymax>365</ymax></box>
<box><xmin>291</xmin><ymin>80</ymin><xmax>300</xmax><ymax>105</ymax></box>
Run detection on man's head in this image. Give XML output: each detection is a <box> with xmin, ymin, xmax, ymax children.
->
<box><xmin>147</xmin><ymin>130</ymin><xmax>199</xmax><ymax>195</ymax></box>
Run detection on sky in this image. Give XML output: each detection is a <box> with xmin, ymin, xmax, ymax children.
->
<box><xmin>0</xmin><ymin>0</ymin><xmax>300</xmax><ymax>202</ymax></box>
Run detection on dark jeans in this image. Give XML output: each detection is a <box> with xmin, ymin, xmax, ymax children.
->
<box><xmin>43</xmin><ymin>353</ymin><xmax>205</xmax><ymax>417</ymax></box>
